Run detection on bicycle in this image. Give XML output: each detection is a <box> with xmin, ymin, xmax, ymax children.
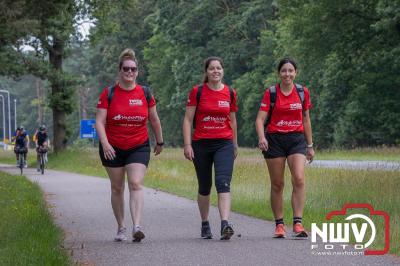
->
<box><xmin>37</xmin><ymin>146</ymin><xmax>48</xmax><ymax>175</ymax></box>
<box><xmin>16</xmin><ymin>147</ymin><xmax>27</xmax><ymax>175</ymax></box>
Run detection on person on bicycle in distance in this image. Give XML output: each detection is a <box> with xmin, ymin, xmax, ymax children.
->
<box><xmin>14</xmin><ymin>126</ymin><xmax>29</xmax><ymax>167</ymax></box>
<box><xmin>34</xmin><ymin>125</ymin><xmax>49</xmax><ymax>171</ymax></box>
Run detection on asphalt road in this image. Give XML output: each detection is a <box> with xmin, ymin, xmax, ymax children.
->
<box><xmin>1</xmin><ymin>164</ymin><xmax>399</xmax><ymax>266</ymax></box>
<box><xmin>310</xmin><ymin>160</ymin><xmax>400</xmax><ymax>171</ymax></box>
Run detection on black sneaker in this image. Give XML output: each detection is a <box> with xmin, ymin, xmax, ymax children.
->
<box><xmin>220</xmin><ymin>224</ymin><xmax>234</xmax><ymax>240</ymax></box>
<box><xmin>132</xmin><ymin>226</ymin><xmax>145</xmax><ymax>242</ymax></box>
<box><xmin>201</xmin><ymin>224</ymin><xmax>213</xmax><ymax>239</ymax></box>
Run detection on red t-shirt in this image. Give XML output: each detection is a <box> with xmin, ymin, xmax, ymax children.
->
<box><xmin>97</xmin><ymin>84</ymin><xmax>156</xmax><ymax>150</ymax></box>
<box><xmin>186</xmin><ymin>83</ymin><xmax>238</xmax><ymax>140</ymax></box>
<box><xmin>259</xmin><ymin>84</ymin><xmax>311</xmax><ymax>133</ymax></box>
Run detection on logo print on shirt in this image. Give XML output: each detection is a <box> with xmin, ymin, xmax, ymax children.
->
<box><xmin>290</xmin><ymin>103</ymin><xmax>302</xmax><ymax>110</ymax></box>
<box><xmin>218</xmin><ymin>101</ymin><xmax>230</xmax><ymax>108</ymax></box>
<box><xmin>112</xmin><ymin>114</ymin><xmax>145</xmax><ymax>122</ymax></box>
<box><xmin>276</xmin><ymin>120</ymin><xmax>302</xmax><ymax>127</ymax></box>
<box><xmin>129</xmin><ymin>99</ymin><xmax>143</xmax><ymax>106</ymax></box>
<box><xmin>202</xmin><ymin>116</ymin><xmax>227</xmax><ymax>123</ymax></box>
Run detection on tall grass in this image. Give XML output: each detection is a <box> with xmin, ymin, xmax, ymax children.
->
<box><xmin>0</xmin><ymin>172</ymin><xmax>70</xmax><ymax>265</ymax></box>
<box><xmin>0</xmin><ymin>147</ymin><xmax>399</xmax><ymax>255</ymax></box>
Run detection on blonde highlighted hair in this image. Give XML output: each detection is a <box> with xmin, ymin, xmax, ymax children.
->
<box><xmin>119</xmin><ymin>48</ymin><xmax>138</xmax><ymax>70</ymax></box>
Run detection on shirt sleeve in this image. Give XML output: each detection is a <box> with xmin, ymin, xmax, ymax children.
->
<box><xmin>303</xmin><ymin>86</ymin><xmax>312</xmax><ymax>111</ymax></box>
<box><xmin>259</xmin><ymin>88</ymin><xmax>271</xmax><ymax>112</ymax></box>
<box><xmin>230</xmin><ymin>89</ymin><xmax>238</xmax><ymax>112</ymax></box>
<box><xmin>186</xmin><ymin>86</ymin><xmax>198</xmax><ymax>107</ymax></box>
<box><xmin>97</xmin><ymin>88</ymin><xmax>109</xmax><ymax>109</ymax></box>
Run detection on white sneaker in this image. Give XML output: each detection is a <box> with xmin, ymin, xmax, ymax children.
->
<box><xmin>114</xmin><ymin>227</ymin><xmax>127</xmax><ymax>242</ymax></box>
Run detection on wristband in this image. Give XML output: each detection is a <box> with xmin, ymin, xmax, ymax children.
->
<box><xmin>156</xmin><ymin>142</ymin><xmax>164</xmax><ymax>146</ymax></box>
<box><xmin>307</xmin><ymin>143</ymin><xmax>313</xmax><ymax>148</ymax></box>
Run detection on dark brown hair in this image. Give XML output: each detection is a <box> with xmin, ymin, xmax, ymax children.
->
<box><xmin>202</xmin><ymin>56</ymin><xmax>224</xmax><ymax>83</ymax></box>
<box><xmin>277</xmin><ymin>58</ymin><xmax>297</xmax><ymax>72</ymax></box>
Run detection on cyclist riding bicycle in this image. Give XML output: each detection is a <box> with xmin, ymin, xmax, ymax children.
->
<box><xmin>14</xmin><ymin>126</ymin><xmax>29</xmax><ymax>168</ymax></box>
<box><xmin>34</xmin><ymin>125</ymin><xmax>49</xmax><ymax>172</ymax></box>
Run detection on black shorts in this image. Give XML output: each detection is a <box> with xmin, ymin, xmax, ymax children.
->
<box><xmin>262</xmin><ymin>132</ymin><xmax>306</xmax><ymax>159</ymax></box>
<box><xmin>14</xmin><ymin>146</ymin><xmax>27</xmax><ymax>154</ymax></box>
<box><xmin>99</xmin><ymin>140</ymin><xmax>150</xmax><ymax>167</ymax></box>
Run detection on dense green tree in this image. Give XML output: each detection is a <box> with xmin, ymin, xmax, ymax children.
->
<box><xmin>2</xmin><ymin>0</ymin><xmax>398</xmax><ymax>148</ymax></box>
<box><xmin>144</xmin><ymin>0</ymin><xmax>278</xmax><ymax>146</ymax></box>
<box><xmin>277</xmin><ymin>0</ymin><xmax>400</xmax><ymax>147</ymax></box>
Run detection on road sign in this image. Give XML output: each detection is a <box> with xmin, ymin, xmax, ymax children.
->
<box><xmin>80</xmin><ymin>119</ymin><xmax>97</xmax><ymax>139</ymax></box>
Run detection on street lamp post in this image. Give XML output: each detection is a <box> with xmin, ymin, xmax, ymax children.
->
<box><xmin>0</xmin><ymin>95</ymin><xmax>5</xmax><ymax>145</ymax></box>
<box><xmin>0</xmin><ymin>90</ymin><xmax>11</xmax><ymax>143</ymax></box>
<box><xmin>14</xmin><ymin>99</ymin><xmax>17</xmax><ymax>132</ymax></box>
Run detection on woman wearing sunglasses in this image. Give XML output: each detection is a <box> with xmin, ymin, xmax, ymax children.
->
<box><xmin>96</xmin><ymin>48</ymin><xmax>164</xmax><ymax>242</ymax></box>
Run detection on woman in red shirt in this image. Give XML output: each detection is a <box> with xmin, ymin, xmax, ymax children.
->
<box><xmin>96</xmin><ymin>48</ymin><xmax>164</xmax><ymax>242</ymax></box>
<box><xmin>183</xmin><ymin>57</ymin><xmax>238</xmax><ymax>240</ymax></box>
<box><xmin>255</xmin><ymin>58</ymin><xmax>315</xmax><ymax>238</ymax></box>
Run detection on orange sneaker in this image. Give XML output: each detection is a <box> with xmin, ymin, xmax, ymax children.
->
<box><xmin>293</xmin><ymin>223</ymin><xmax>308</xmax><ymax>238</ymax></box>
<box><xmin>273</xmin><ymin>224</ymin><xmax>286</xmax><ymax>238</ymax></box>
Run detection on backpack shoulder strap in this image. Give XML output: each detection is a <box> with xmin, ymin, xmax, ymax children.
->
<box><xmin>294</xmin><ymin>83</ymin><xmax>305</xmax><ymax>111</ymax></box>
<box><xmin>107</xmin><ymin>85</ymin><xmax>115</xmax><ymax>104</ymax></box>
<box><xmin>228</xmin><ymin>86</ymin><xmax>234</xmax><ymax>103</ymax></box>
<box><xmin>196</xmin><ymin>85</ymin><xmax>203</xmax><ymax>105</ymax></box>
<box><xmin>264</xmin><ymin>85</ymin><xmax>277</xmax><ymax>130</ymax></box>
<box><xmin>141</xmin><ymin>85</ymin><xmax>153</xmax><ymax>107</ymax></box>
<box><xmin>193</xmin><ymin>85</ymin><xmax>203</xmax><ymax>129</ymax></box>
<box><xmin>295</xmin><ymin>83</ymin><xmax>304</xmax><ymax>105</ymax></box>
<box><xmin>269</xmin><ymin>85</ymin><xmax>277</xmax><ymax>107</ymax></box>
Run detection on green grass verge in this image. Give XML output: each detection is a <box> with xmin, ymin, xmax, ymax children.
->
<box><xmin>0</xmin><ymin>171</ymin><xmax>70</xmax><ymax>266</ymax></box>
<box><xmin>0</xmin><ymin>147</ymin><xmax>399</xmax><ymax>256</ymax></box>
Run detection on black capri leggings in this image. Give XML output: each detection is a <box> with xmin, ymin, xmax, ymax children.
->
<box><xmin>192</xmin><ymin>139</ymin><xmax>234</xmax><ymax>196</ymax></box>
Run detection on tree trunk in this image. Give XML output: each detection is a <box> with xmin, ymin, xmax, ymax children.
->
<box><xmin>36</xmin><ymin>78</ymin><xmax>44</xmax><ymax>125</ymax></box>
<box><xmin>49</xmin><ymin>38</ymin><xmax>67</xmax><ymax>152</ymax></box>
<box><xmin>80</xmin><ymin>87</ymin><xmax>90</xmax><ymax>120</ymax></box>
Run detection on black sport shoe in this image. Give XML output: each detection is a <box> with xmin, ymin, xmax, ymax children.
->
<box><xmin>132</xmin><ymin>226</ymin><xmax>145</xmax><ymax>242</ymax></box>
<box><xmin>201</xmin><ymin>224</ymin><xmax>213</xmax><ymax>239</ymax></box>
<box><xmin>220</xmin><ymin>224</ymin><xmax>234</xmax><ymax>240</ymax></box>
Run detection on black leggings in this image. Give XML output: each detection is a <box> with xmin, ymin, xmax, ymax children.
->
<box><xmin>192</xmin><ymin>139</ymin><xmax>234</xmax><ymax>196</ymax></box>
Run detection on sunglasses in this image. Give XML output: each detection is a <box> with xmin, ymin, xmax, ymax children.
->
<box><xmin>122</xmin><ymin>66</ymin><xmax>138</xmax><ymax>73</ymax></box>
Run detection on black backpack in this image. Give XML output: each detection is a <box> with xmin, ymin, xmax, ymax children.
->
<box><xmin>193</xmin><ymin>85</ymin><xmax>234</xmax><ymax>129</ymax></box>
<box><xmin>107</xmin><ymin>85</ymin><xmax>152</xmax><ymax>106</ymax></box>
<box><xmin>264</xmin><ymin>83</ymin><xmax>305</xmax><ymax>129</ymax></box>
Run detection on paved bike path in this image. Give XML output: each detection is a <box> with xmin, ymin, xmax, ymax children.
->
<box><xmin>0</xmin><ymin>164</ymin><xmax>398</xmax><ymax>266</ymax></box>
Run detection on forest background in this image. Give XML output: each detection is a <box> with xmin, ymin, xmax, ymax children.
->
<box><xmin>0</xmin><ymin>0</ymin><xmax>399</xmax><ymax>151</ymax></box>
